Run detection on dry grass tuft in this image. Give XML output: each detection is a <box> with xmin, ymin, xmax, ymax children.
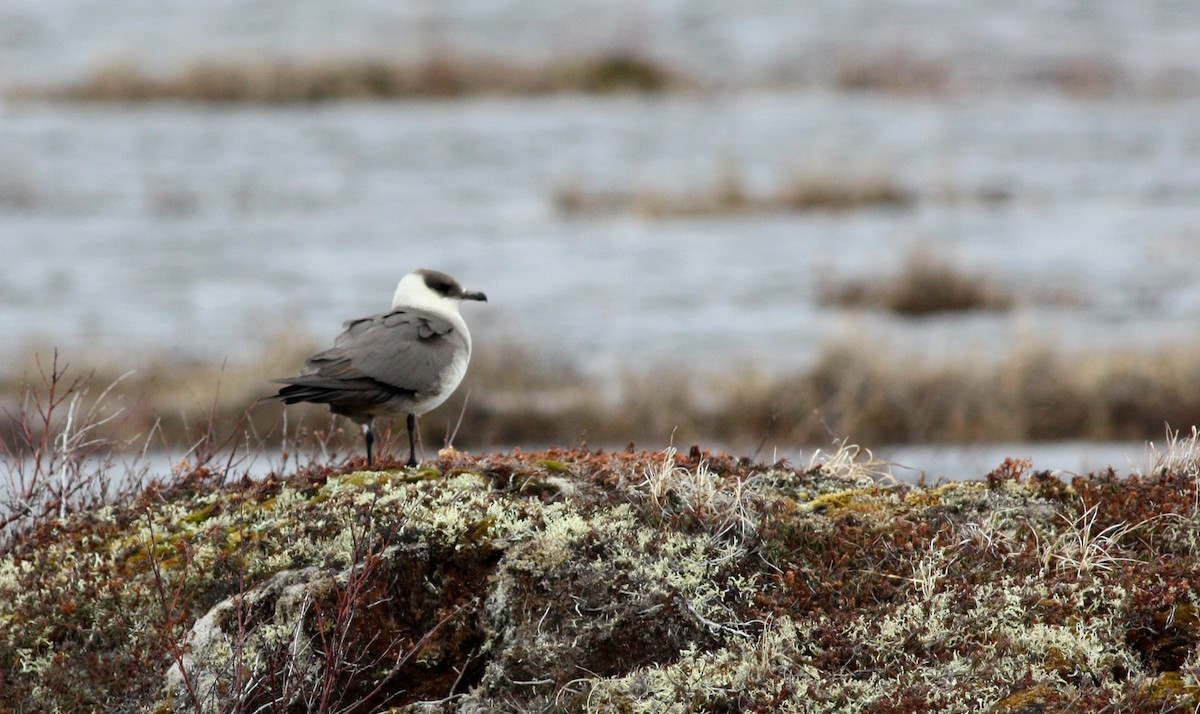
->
<box><xmin>834</xmin><ymin>49</ymin><xmax>953</xmax><ymax>95</ymax></box>
<box><xmin>16</xmin><ymin>47</ymin><xmax>1200</xmax><ymax>103</ymax></box>
<box><xmin>1145</xmin><ymin>426</ymin><xmax>1200</xmax><ymax>485</ymax></box>
<box><xmin>1021</xmin><ymin>55</ymin><xmax>1125</xmax><ymax>98</ymax></box>
<box><xmin>9</xmin><ymin>52</ymin><xmax>687</xmax><ymax>103</ymax></box>
<box><xmin>803</xmin><ymin>439</ymin><xmax>893</xmax><ymax>483</ymax></box>
<box><xmin>773</xmin><ymin>171</ymin><xmax>915</xmax><ymax>213</ymax></box>
<box><xmin>640</xmin><ymin>446</ymin><xmax>763</xmax><ymax>542</ymax></box>
<box><xmin>555</xmin><ymin>163</ymin><xmax>916</xmax><ymax>219</ymax></box>
<box><xmin>829</xmin><ymin>48</ymin><xmax>1133</xmax><ymax>98</ymax></box>
<box><xmin>819</xmin><ymin>247</ymin><xmax>1017</xmax><ymax>315</ymax></box>
<box><xmin>701</xmin><ymin>339</ymin><xmax>1200</xmax><ymax>449</ymax></box>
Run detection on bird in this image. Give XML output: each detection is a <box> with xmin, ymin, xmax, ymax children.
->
<box><xmin>271</xmin><ymin>269</ymin><xmax>486</xmax><ymax>467</ymax></box>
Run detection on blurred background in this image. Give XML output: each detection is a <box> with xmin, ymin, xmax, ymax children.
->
<box><xmin>3</xmin><ymin>1</ymin><xmax>1200</xmax><ymax>479</ymax></box>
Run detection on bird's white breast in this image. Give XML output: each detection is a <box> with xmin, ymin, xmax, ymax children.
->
<box><xmin>412</xmin><ymin>317</ymin><xmax>471</xmax><ymax>415</ymax></box>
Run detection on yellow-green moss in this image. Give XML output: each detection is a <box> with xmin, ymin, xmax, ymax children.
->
<box><xmin>533</xmin><ymin>459</ymin><xmax>569</xmax><ymax>473</ymax></box>
<box><xmin>1142</xmin><ymin>672</ymin><xmax>1200</xmax><ymax>703</ymax></box>
<box><xmin>990</xmin><ymin>684</ymin><xmax>1060</xmax><ymax>712</ymax></box>
<box><xmin>805</xmin><ymin>486</ymin><xmax>896</xmax><ymax>518</ymax></box>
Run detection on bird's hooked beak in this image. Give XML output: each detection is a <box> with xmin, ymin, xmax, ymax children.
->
<box><xmin>461</xmin><ymin>290</ymin><xmax>487</xmax><ymax>302</ymax></box>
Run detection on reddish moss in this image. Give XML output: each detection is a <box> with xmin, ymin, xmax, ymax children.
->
<box><xmin>1123</xmin><ymin>563</ymin><xmax>1200</xmax><ymax>673</ymax></box>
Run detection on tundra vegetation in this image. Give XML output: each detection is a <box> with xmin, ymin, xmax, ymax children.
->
<box><xmin>6</xmin><ymin>52</ymin><xmax>685</xmax><ymax>103</ymax></box>
<box><xmin>7</xmin><ymin>46</ymin><xmax>1195</xmax><ymax>103</ymax></box>
<box><xmin>4</xmin><ymin>437</ymin><xmax>1200</xmax><ymax>711</ymax></box>
<box><xmin>4</xmin><ymin>360</ymin><xmax>1200</xmax><ymax>712</ymax></box>
<box><xmin>3</xmin><ymin>322</ymin><xmax>1199</xmax><ymax>463</ymax></box>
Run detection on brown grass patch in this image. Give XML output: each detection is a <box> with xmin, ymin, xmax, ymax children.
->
<box><xmin>719</xmin><ymin>341</ymin><xmax>1200</xmax><ymax>447</ymax></box>
<box><xmin>1021</xmin><ymin>55</ymin><xmax>1125</xmax><ymax>98</ymax></box>
<box><xmin>4</xmin><ymin>334</ymin><xmax>1199</xmax><ymax>472</ymax></box>
<box><xmin>825</xmin><ymin>47</ymin><xmax>1200</xmax><ymax>99</ymax></box>
<box><xmin>16</xmin><ymin>48</ymin><xmax>1200</xmax><ymax>103</ymax></box>
<box><xmin>819</xmin><ymin>248</ymin><xmax>1017</xmax><ymax>315</ymax></box>
<box><xmin>555</xmin><ymin>163</ymin><xmax>916</xmax><ymax>218</ymax></box>
<box><xmin>833</xmin><ymin>49</ymin><xmax>953</xmax><ymax>95</ymax></box>
<box><xmin>9</xmin><ymin>52</ymin><xmax>687</xmax><ymax>103</ymax></box>
<box><xmin>829</xmin><ymin>48</ymin><xmax>1137</xmax><ymax>98</ymax></box>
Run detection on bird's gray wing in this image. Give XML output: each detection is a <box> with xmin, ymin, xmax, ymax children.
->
<box><xmin>303</xmin><ymin>308</ymin><xmax>465</xmax><ymax>394</ymax></box>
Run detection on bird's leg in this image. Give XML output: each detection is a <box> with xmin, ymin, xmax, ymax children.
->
<box><xmin>363</xmin><ymin>422</ymin><xmax>375</xmax><ymax>468</ymax></box>
<box><xmin>406</xmin><ymin>413</ymin><xmax>418</xmax><ymax>467</ymax></box>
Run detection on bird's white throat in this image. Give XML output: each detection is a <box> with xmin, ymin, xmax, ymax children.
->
<box><xmin>391</xmin><ymin>272</ymin><xmax>464</xmax><ymax>316</ymax></box>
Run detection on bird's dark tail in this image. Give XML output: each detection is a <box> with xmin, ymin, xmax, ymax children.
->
<box><xmin>271</xmin><ymin>378</ymin><xmax>344</xmax><ymax>405</ymax></box>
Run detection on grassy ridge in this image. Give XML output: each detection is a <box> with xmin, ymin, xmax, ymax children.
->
<box><xmin>554</xmin><ymin>165</ymin><xmax>920</xmax><ymax>218</ymax></box>
<box><xmin>7</xmin><ymin>47</ymin><xmax>1197</xmax><ymax>102</ymax></box>
<box><xmin>3</xmin><ymin>336</ymin><xmax>1198</xmax><ymax>465</ymax></box>
<box><xmin>8</xmin><ymin>52</ymin><xmax>684</xmax><ymax>103</ymax></box>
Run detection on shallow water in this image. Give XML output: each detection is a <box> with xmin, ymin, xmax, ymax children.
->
<box><xmin>880</xmin><ymin>441</ymin><xmax>1152</xmax><ymax>483</ymax></box>
<box><xmin>4</xmin><ymin>0</ymin><xmax>1200</xmax><ymax>89</ymax></box>
<box><xmin>17</xmin><ymin>440</ymin><xmax>1152</xmax><ymax>492</ymax></box>
<box><xmin>3</xmin><ymin>92</ymin><xmax>1200</xmax><ymax>378</ymax></box>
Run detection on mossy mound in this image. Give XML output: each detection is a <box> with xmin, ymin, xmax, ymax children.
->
<box><xmin>3</xmin><ymin>448</ymin><xmax>1200</xmax><ymax>712</ymax></box>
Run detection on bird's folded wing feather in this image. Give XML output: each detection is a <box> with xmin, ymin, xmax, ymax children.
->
<box><xmin>303</xmin><ymin>308</ymin><xmax>463</xmax><ymax>393</ymax></box>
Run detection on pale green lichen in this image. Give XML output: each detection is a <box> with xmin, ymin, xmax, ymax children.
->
<box><xmin>580</xmin><ymin>573</ymin><xmax>1144</xmax><ymax>713</ymax></box>
<box><xmin>581</xmin><ymin>617</ymin><xmax>820</xmax><ymax>713</ymax></box>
